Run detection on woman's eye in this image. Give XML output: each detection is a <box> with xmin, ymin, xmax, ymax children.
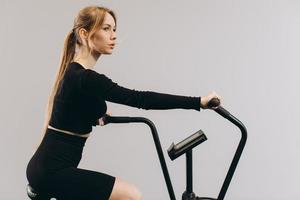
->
<box><xmin>103</xmin><ymin>27</ymin><xmax>116</xmax><ymax>32</ymax></box>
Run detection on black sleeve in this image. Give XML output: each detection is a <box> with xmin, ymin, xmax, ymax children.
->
<box><xmin>81</xmin><ymin>69</ymin><xmax>201</xmax><ymax>111</ymax></box>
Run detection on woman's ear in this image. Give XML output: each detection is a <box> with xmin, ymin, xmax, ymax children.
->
<box><xmin>78</xmin><ymin>28</ymin><xmax>89</xmax><ymax>46</ymax></box>
<box><xmin>78</xmin><ymin>28</ymin><xmax>88</xmax><ymax>39</ymax></box>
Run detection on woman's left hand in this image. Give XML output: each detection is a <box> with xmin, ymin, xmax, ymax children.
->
<box><xmin>98</xmin><ymin>111</ymin><xmax>112</xmax><ymax>126</ymax></box>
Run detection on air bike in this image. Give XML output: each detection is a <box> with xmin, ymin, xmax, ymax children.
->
<box><xmin>102</xmin><ymin>98</ymin><xmax>247</xmax><ymax>200</ymax></box>
<box><xmin>27</xmin><ymin>98</ymin><xmax>247</xmax><ymax>200</ymax></box>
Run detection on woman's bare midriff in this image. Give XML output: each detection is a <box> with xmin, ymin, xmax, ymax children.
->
<box><xmin>47</xmin><ymin>125</ymin><xmax>90</xmax><ymax>138</ymax></box>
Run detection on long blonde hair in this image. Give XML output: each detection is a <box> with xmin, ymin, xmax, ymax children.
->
<box><xmin>36</xmin><ymin>6</ymin><xmax>117</xmax><ymax>148</ymax></box>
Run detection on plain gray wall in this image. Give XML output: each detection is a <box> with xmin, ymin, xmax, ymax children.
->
<box><xmin>1</xmin><ymin>0</ymin><xmax>299</xmax><ymax>199</ymax></box>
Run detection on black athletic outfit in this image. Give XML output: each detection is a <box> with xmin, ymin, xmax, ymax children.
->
<box><xmin>26</xmin><ymin>61</ymin><xmax>201</xmax><ymax>200</ymax></box>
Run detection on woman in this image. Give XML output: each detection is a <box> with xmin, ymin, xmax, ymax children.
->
<box><xmin>26</xmin><ymin>6</ymin><xmax>221</xmax><ymax>200</ymax></box>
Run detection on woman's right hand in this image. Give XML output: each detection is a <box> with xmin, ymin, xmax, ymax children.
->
<box><xmin>200</xmin><ymin>91</ymin><xmax>221</xmax><ymax>109</ymax></box>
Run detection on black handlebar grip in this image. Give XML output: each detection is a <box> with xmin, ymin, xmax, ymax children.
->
<box><xmin>207</xmin><ymin>97</ymin><xmax>220</xmax><ymax>108</ymax></box>
<box><xmin>102</xmin><ymin>115</ymin><xmax>134</xmax><ymax>124</ymax></box>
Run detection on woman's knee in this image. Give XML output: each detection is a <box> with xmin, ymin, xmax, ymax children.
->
<box><xmin>129</xmin><ymin>184</ymin><xmax>142</xmax><ymax>200</ymax></box>
<box><xmin>109</xmin><ymin>177</ymin><xmax>142</xmax><ymax>200</ymax></box>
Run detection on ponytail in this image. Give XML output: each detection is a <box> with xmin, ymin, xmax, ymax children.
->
<box><xmin>35</xmin><ymin>30</ymin><xmax>76</xmax><ymax>149</ymax></box>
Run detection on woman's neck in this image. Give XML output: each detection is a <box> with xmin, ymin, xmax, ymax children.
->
<box><xmin>73</xmin><ymin>46</ymin><xmax>101</xmax><ymax>70</ymax></box>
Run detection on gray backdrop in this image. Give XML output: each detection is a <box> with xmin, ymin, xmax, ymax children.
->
<box><xmin>1</xmin><ymin>0</ymin><xmax>299</xmax><ymax>199</ymax></box>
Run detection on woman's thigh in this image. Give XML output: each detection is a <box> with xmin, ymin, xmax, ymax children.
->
<box><xmin>46</xmin><ymin>167</ymin><xmax>116</xmax><ymax>200</ymax></box>
<box><xmin>109</xmin><ymin>177</ymin><xmax>142</xmax><ymax>200</ymax></box>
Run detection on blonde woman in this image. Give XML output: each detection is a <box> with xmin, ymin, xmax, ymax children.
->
<box><xmin>26</xmin><ymin>6</ymin><xmax>221</xmax><ymax>200</ymax></box>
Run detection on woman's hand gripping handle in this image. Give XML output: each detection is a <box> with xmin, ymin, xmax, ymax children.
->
<box><xmin>201</xmin><ymin>91</ymin><xmax>221</xmax><ymax>110</ymax></box>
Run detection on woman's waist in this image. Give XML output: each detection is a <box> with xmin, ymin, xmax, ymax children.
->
<box><xmin>47</xmin><ymin>125</ymin><xmax>90</xmax><ymax>138</ymax></box>
<box><xmin>43</xmin><ymin>127</ymin><xmax>88</xmax><ymax>149</ymax></box>
<box><xmin>31</xmin><ymin>129</ymin><xmax>87</xmax><ymax>172</ymax></box>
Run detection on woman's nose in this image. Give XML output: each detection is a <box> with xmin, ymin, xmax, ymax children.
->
<box><xmin>111</xmin><ymin>31</ymin><xmax>117</xmax><ymax>40</ymax></box>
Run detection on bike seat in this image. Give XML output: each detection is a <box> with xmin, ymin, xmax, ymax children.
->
<box><xmin>27</xmin><ymin>184</ymin><xmax>38</xmax><ymax>199</ymax></box>
<box><xmin>26</xmin><ymin>184</ymin><xmax>56</xmax><ymax>200</ymax></box>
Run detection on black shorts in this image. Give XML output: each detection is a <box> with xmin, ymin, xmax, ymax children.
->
<box><xmin>26</xmin><ymin>128</ymin><xmax>116</xmax><ymax>200</ymax></box>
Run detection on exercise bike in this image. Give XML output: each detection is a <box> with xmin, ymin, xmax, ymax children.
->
<box><xmin>26</xmin><ymin>98</ymin><xmax>247</xmax><ymax>200</ymax></box>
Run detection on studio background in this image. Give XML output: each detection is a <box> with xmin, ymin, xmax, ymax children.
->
<box><xmin>1</xmin><ymin>0</ymin><xmax>299</xmax><ymax>199</ymax></box>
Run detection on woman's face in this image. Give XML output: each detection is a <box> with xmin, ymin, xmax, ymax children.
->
<box><xmin>90</xmin><ymin>13</ymin><xmax>117</xmax><ymax>55</ymax></box>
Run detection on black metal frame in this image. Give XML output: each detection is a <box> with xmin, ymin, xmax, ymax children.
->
<box><xmin>104</xmin><ymin>105</ymin><xmax>247</xmax><ymax>200</ymax></box>
<box><xmin>103</xmin><ymin>116</ymin><xmax>177</xmax><ymax>200</ymax></box>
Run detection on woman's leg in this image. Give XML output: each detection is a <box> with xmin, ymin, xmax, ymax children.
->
<box><xmin>44</xmin><ymin>167</ymin><xmax>142</xmax><ymax>200</ymax></box>
<box><xmin>108</xmin><ymin>177</ymin><xmax>142</xmax><ymax>200</ymax></box>
<box><xmin>43</xmin><ymin>167</ymin><xmax>117</xmax><ymax>200</ymax></box>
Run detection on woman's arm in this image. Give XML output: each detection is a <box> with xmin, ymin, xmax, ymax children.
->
<box><xmin>81</xmin><ymin>69</ymin><xmax>202</xmax><ymax>111</ymax></box>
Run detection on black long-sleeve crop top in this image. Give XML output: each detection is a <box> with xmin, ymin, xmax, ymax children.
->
<box><xmin>49</xmin><ymin>62</ymin><xmax>201</xmax><ymax>134</ymax></box>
